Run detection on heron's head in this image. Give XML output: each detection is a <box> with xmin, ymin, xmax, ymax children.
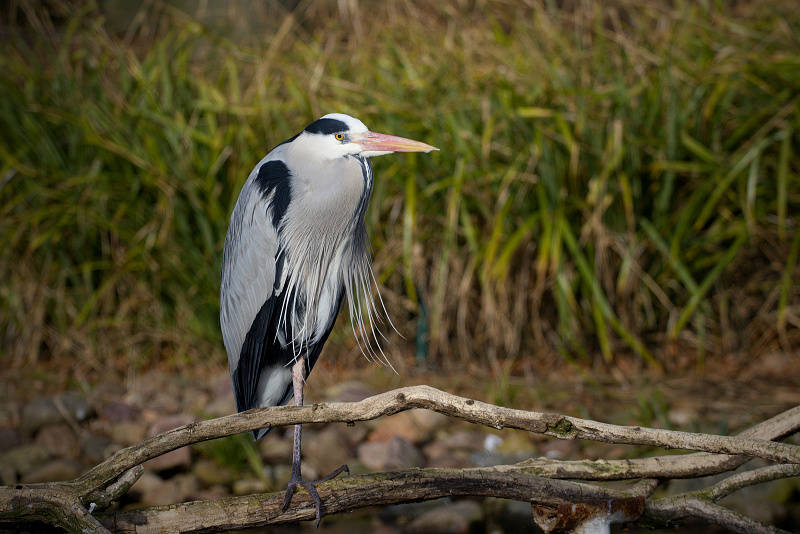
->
<box><xmin>297</xmin><ymin>113</ymin><xmax>438</xmax><ymax>159</ymax></box>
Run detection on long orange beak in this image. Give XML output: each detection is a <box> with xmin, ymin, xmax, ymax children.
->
<box><xmin>355</xmin><ymin>131</ymin><xmax>439</xmax><ymax>154</ymax></box>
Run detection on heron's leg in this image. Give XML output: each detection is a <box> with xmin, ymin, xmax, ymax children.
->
<box><xmin>281</xmin><ymin>355</ymin><xmax>348</xmax><ymax>527</ymax></box>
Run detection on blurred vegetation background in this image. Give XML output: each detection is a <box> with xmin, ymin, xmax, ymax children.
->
<box><xmin>2</xmin><ymin>0</ymin><xmax>799</xmax><ymax>384</ymax></box>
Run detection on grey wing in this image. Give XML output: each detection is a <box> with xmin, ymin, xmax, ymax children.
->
<box><xmin>220</xmin><ymin>155</ymin><xmax>287</xmax><ymax>414</ymax></box>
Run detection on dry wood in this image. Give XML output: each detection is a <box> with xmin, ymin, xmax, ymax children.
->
<box><xmin>1</xmin><ymin>386</ymin><xmax>798</xmax><ymax>534</ymax></box>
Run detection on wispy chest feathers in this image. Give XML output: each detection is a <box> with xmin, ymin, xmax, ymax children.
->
<box><xmin>272</xmin><ymin>150</ymin><xmax>388</xmax><ymax>365</ymax></box>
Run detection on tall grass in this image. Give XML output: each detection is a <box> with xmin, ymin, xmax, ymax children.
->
<box><xmin>1</xmin><ymin>0</ymin><xmax>798</xmax><ymax>377</ymax></box>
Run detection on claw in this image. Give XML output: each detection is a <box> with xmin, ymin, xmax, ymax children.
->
<box><xmin>282</xmin><ymin>464</ymin><xmax>349</xmax><ymax>528</ymax></box>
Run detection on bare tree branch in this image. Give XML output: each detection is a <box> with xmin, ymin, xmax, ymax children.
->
<box><xmin>646</xmin><ymin>496</ymin><xmax>792</xmax><ymax>534</ymax></box>
<box><xmin>705</xmin><ymin>463</ymin><xmax>800</xmax><ymax>502</ymax></box>
<box><xmin>73</xmin><ymin>386</ymin><xmax>800</xmax><ymax>493</ymax></box>
<box><xmin>502</xmin><ymin>404</ymin><xmax>800</xmax><ymax>481</ymax></box>
<box><xmin>95</xmin><ymin>467</ymin><xmax>641</xmax><ymax>534</ymax></box>
<box><xmin>1</xmin><ymin>386</ymin><xmax>798</xmax><ymax>534</ymax></box>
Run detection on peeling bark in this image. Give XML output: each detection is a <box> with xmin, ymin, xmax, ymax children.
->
<box><xmin>1</xmin><ymin>386</ymin><xmax>797</xmax><ymax>533</ymax></box>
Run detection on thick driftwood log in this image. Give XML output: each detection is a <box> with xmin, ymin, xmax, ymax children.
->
<box><xmin>1</xmin><ymin>386</ymin><xmax>798</xmax><ymax>534</ymax></box>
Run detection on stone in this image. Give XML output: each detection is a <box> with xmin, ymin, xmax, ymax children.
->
<box><xmin>21</xmin><ymin>392</ymin><xmax>94</xmax><ymax>435</ymax></box>
<box><xmin>367</xmin><ymin>410</ymin><xmax>445</xmax><ymax>446</ymax></box>
<box><xmin>267</xmin><ymin>464</ymin><xmax>294</xmax><ymax>490</ymax></box>
<box><xmin>0</xmin><ymin>426</ymin><xmax>22</xmax><ymax>452</ymax></box>
<box><xmin>440</xmin><ymin>430</ymin><xmax>487</xmax><ymax>452</ymax></box>
<box><xmin>0</xmin><ymin>444</ymin><xmax>51</xmax><ymax>477</ymax></box>
<box><xmin>259</xmin><ymin>430</ymin><xmax>294</xmax><ymax>465</ymax></box>
<box><xmin>101</xmin><ymin>400</ymin><xmax>141</xmax><ymax>424</ymax></box>
<box><xmin>0</xmin><ymin>463</ymin><xmax>16</xmax><ymax>485</ymax></box>
<box><xmin>357</xmin><ymin>436</ymin><xmax>425</xmax><ymax>471</ymax></box>
<box><xmin>422</xmin><ymin>440</ymin><xmax>473</xmax><ymax>468</ymax></box>
<box><xmin>232</xmin><ymin>477</ymin><xmax>268</xmax><ymax>496</ymax></box>
<box><xmin>323</xmin><ymin>380</ymin><xmax>377</xmax><ymax>402</ymax></box>
<box><xmin>422</xmin><ymin>430</ymin><xmax>489</xmax><ymax>468</ymax></box>
<box><xmin>403</xmin><ymin>499</ymin><xmax>484</xmax><ymax>534</ymax></box>
<box><xmin>34</xmin><ymin>423</ymin><xmax>80</xmax><ymax>459</ymax></box>
<box><xmin>109</xmin><ymin>421</ymin><xmax>148</xmax><ymax>446</ymax></box>
<box><xmin>204</xmin><ymin>394</ymin><xmax>236</xmax><ymax>419</ymax></box>
<box><xmin>129</xmin><ymin>472</ymin><xmax>198</xmax><ymax>507</ymax></box>
<box><xmin>81</xmin><ymin>433</ymin><xmax>120</xmax><ymax>464</ymax></box>
<box><xmin>21</xmin><ymin>459</ymin><xmax>83</xmax><ymax>483</ymax></box>
<box><xmin>194</xmin><ymin>458</ymin><xmax>234</xmax><ymax>487</ymax></box>
<box><xmin>303</xmin><ymin>425</ymin><xmax>355</xmax><ymax>476</ymax></box>
<box><xmin>144</xmin><ymin>414</ymin><xmax>195</xmax><ymax>472</ymax></box>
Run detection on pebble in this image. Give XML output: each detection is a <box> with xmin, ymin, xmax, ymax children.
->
<box><xmin>0</xmin><ymin>443</ymin><xmax>51</xmax><ymax>477</ymax></box>
<box><xmin>232</xmin><ymin>477</ymin><xmax>268</xmax><ymax>495</ymax></box>
<box><xmin>21</xmin><ymin>392</ymin><xmax>94</xmax><ymax>435</ymax></box>
<box><xmin>144</xmin><ymin>414</ymin><xmax>195</xmax><ymax>472</ymax></box>
<box><xmin>258</xmin><ymin>430</ymin><xmax>294</xmax><ymax>465</ymax></box>
<box><xmin>81</xmin><ymin>433</ymin><xmax>120</xmax><ymax>464</ymax></box>
<box><xmin>303</xmin><ymin>425</ymin><xmax>355</xmax><ymax>476</ymax></box>
<box><xmin>21</xmin><ymin>459</ymin><xmax>83</xmax><ymax>483</ymax></box>
<box><xmin>369</xmin><ymin>411</ymin><xmax>432</xmax><ymax>445</ymax></box>
<box><xmin>109</xmin><ymin>421</ymin><xmax>148</xmax><ymax>446</ymax></box>
<box><xmin>101</xmin><ymin>400</ymin><xmax>141</xmax><ymax>424</ymax></box>
<box><xmin>194</xmin><ymin>458</ymin><xmax>234</xmax><ymax>486</ymax></box>
<box><xmin>34</xmin><ymin>423</ymin><xmax>80</xmax><ymax>459</ymax></box>
<box><xmin>357</xmin><ymin>436</ymin><xmax>425</xmax><ymax>471</ymax></box>
<box><xmin>130</xmin><ymin>471</ymin><xmax>198</xmax><ymax>507</ymax></box>
<box><xmin>403</xmin><ymin>499</ymin><xmax>484</xmax><ymax>533</ymax></box>
<box><xmin>0</xmin><ymin>426</ymin><xmax>22</xmax><ymax>452</ymax></box>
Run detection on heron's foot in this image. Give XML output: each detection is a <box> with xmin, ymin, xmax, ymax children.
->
<box><xmin>282</xmin><ymin>464</ymin><xmax>349</xmax><ymax>528</ymax></box>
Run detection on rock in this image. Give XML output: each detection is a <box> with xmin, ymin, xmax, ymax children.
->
<box><xmin>538</xmin><ymin>438</ymin><xmax>579</xmax><ymax>460</ymax></box>
<box><xmin>194</xmin><ymin>486</ymin><xmax>229</xmax><ymax>502</ymax></box>
<box><xmin>0</xmin><ymin>464</ymin><xmax>16</xmax><ymax>485</ymax></box>
<box><xmin>21</xmin><ymin>392</ymin><xmax>94</xmax><ymax>435</ymax></box>
<box><xmin>422</xmin><ymin>430</ymin><xmax>490</xmax><ymax>468</ymax></box>
<box><xmin>403</xmin><ymin>499</ymin><xmax>484</xmax><ymax>534</ymax></box>
<box><xmin>369</xmin><ymin>411</ymin><xmax>432</xmax><ymax>445</ymax></box>
<box><xmin>324</xmin><ymin>380</ymin><xmax>377</xmax><ymax>402</ymax></box>
<box><xmin>129</xmin><ymin>472</ymin><xmax>166</xmax><ymax>505</ymax></box>
<box><xmin>357</xmin><ymin>436</ymin><xmax>425</xmax><ymax>471</ymax></box>
<box><xmin>303</xmin><ymin>425</ymin><xmax>355</xmax><ymax>476</ymax></box>
<box><xmin>81</xmin><ymin>433</ymin><xmax>120</xmax><ymax>464</ymax></box>
<box><xmin>204</xmin><ymin>394</ymin><xmax>236</xmax><ymax>419</ymax></box>
<box><xmin>21</xmin><ymin>459</ymin><xmax>83</xmax><ymax>483</ymax></box>
<box><xmin>440</xmin><ymin>430</ymin><xmax>487</xmax><ymax>452</ymax></box>
<box><xmin>381</xmin><ymin>498</ymin><xmax>451</xmax><ymax>526</ymax></box>
<box><xmin>0</xmin><ymin>444</ymin><xmax>51</xmax><ymax>478</ymax></box>
<box><xmin>34</xmin><ymin>423</ymin><xmax>80</xmax><ymax>459</ymax></box>
<box><xmin>0</xmin><ymin>426</ymin><xmax>22</xmax><ymax>452</ymax></box>
<box><xmin>232</xmin><ymin>477</ymin><xmax>268</xmax><ymax>495</ymax></box>
<box><xmin>144</xmin><ymin>415</ymin><xmax>195</xmax><ymax>472</ymax></box>
<box><xmin>109</xmin><ymin>421</ymin><xmax>148</xmax><ymax>446</ymax></box>
<box><xmin>422</xmin><ymin>440</ymin><xmax>473</xmax><ymax>468</ymax></box>
<box><xmin>259</xmin><ymin>430</ymin><xmax>294</xmax><ymax>465</ymax></box>
<box><xmin>367</xmin><ymin>410</ymin><xmax>446</xmax><ymax>446</ymax></box>
<box><xmin>267</xmin><ymin>464</ymin><xmax>294</xmax><ymax>490</ymax></box>
<box><xmin>484</xmin><ymin>497</ymin><xmax>539</xmax><ymax>533</ymax></box>
<box><xmin>129</xmin><ymin>472</ymin><xmax>198</xmax><ymax>507</ymax></box>
<box><xmin>101</xmin><ymin>400</ymin><xmax>141</xmax><ymax>424</ymax></box>
<box><xmin>194</xmin><ymin>458</ymin><xmax>234</xmax><ymax>487</ymax></box>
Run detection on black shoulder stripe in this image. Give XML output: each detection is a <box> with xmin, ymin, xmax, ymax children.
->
<box><xmin>304</xmin><ymin>117</ymin><xmax>348</xmax><ymax>135</ymax></box>
<box><xmin>254</xmin><ymin>160</ymin><xmax>292</xmax><ymax>228</ymax></box>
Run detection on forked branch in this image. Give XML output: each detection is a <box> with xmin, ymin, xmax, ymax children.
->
<box><xmin>1</xmin><ymin>386</ymin><xmax>798</xmax><ymax>534</ymax></box>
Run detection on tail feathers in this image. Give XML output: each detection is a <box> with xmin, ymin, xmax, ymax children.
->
<box><xmin>252</xmin><ymin>427</ymin><xmax>272</xmax><ymax>440</ymax></box>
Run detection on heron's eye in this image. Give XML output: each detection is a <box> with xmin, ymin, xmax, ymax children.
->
<box><xmin>335</xmin><ymin>133</ymin><xmax>345</xmax><ymax>141</ymax></box>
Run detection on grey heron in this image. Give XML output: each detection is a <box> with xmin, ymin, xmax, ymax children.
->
<box><xmin>220</xmin><ymin>113</ymin><xmax>437</xmax><ymax>525</ymax></box>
